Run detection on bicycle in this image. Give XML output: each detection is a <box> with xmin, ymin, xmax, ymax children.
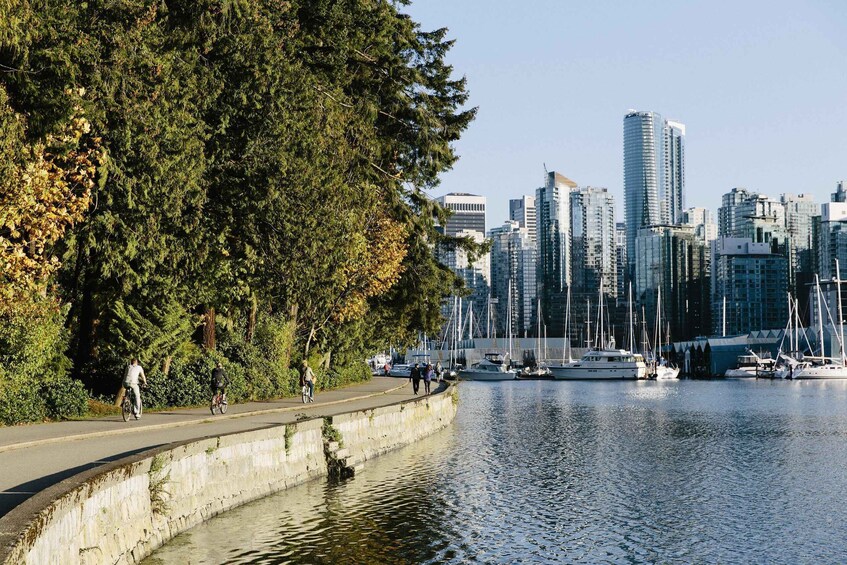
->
<box><xmin>121</xmin><ymin>386</ymin><xmax>143</xmax><ymax>422</ymax></box>
<box><xmin>301</xmin><ymin>383</ymin><xmax>314</xmax><ymax>403</ymax></box>
<box><xmin>210</xmin><ymin>391</ymin><xmax>228</xmax><ymax>414</ymax></box>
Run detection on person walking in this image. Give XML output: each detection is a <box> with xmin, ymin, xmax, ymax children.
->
<box><xmin>300</xmin><ymin>360</ymin><xmax>316</xmax><ymax>401</ymax></box>
<box><xmin>210</xmin><ymin>361</ymin><xmax>229</xmax><ymax>414</ymax></box>
<box><xmin>410</xmin><ymin>362</ymin><xmax>421</xmax><ymax>395</ymax></box>
<box><xmin>123</xmin><ymin>358</ymin><xmax>146</xmax><ymax>420</ymax></box>
<box><xmin>435</xmin><ymin>361</ymin><xmax>443</xmax><ymax>382</ymax></box>
<box><xmin>423</xmin><ymin>363</ymin><xmax>434</xmax><ymax>395</ymax></box>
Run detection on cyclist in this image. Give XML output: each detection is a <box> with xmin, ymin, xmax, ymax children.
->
<box><xmin>123</xmin><ymin>358</ymin><xmax>147</xmax><ymax>420</ymax></box>
<box><xmin>300</xmin><ymin>360</ymin><xmax>316</xmax><ymax>401</ymax></box>
<box><xmin>210</xmin><ymin>361</ymin><xmax>229</xmax><ymax>414</ymax></box>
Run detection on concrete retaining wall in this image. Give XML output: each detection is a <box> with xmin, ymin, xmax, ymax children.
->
<box><xmin>0</xmin><ymin>384</ymin><xmax>458</xmax><ymax>565</ymax></box>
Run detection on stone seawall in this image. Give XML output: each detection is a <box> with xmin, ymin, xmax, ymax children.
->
<box><xmin>0</xmin><ymin>384</ymin><xmax>458</xmax><ymax>565</ymax></box>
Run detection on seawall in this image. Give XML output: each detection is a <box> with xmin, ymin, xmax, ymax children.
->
<box><xmin>0</xmin><ymin>384</ymin><xmax>458</xmax><ymax>564</ymax></box>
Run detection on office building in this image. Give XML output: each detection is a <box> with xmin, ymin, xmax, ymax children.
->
<box><xmin>434</xmin><ymin>193</ymin><xmax>486</xmax><ymax>237</ymax></box>
<box><xmin>570</xmin><ymin>187</ymin><xmax>617</xmax><ymax>298</ymax></box>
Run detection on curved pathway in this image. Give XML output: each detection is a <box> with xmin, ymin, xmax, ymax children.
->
<box><xmin>0</xmin><ymin>377</ymin><xmax>416</xmax><ymax>518</ymax></box>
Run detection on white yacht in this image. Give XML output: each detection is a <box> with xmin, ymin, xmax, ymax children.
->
<box><xmin>724</xmin><ymin>352</ymin><xmax>775</xmax><ymax>378</ymax></box>
<box><xmin>549</xmin><ymin>347</ymin><xmax>647</xmax><ymax>380</ymax></box>
<box><xmin>792</xmin><ymin>270</ymin><xmax>847</xmax><ymax>379</ymax></box>
<box><xmin>459</xmin><ymin>352</ymin><xmax>517</xmax><ymax>381</ymax></box>
<box><xmin>655</xmin><ymin>363</ymin><xmax>680</xmax><ymax>380</ymax></box>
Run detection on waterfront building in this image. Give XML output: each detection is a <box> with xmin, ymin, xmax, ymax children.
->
<box><xmin>717</xmin><ymin>187</ymin><xmax>752</xmax><ymax>238</ymax></box>
<box><xmin>536</xmin><ymin>171</ymin><xmax>576</xmax><ymax>336</ymax></box>
<box><xmin>818</xmin><ymin>187</ymin><xmax>847</xmax><ymax>280</ymax></box>
<box><xmin>635</xmin><ymin>225</ymin><xmax>710</xmax><ymax>342</ymax></box>
<box><xmin>711</xmin><ymin>238</ymin><xmax>788</xmax><ymax>336</ymax></box>
<box><xmin>489</xmin><ymin>221</ymin><xmax>536</xmax><ymax>338</ymax></box>
<box><xmin>509</xmin><ymin>195</ymin><xmax>537</xmax><ymax>244</ymax></box>
<box><xmin>623</xmin><ymin>110</ymin><xmax>686</xmax><ymax>280</ymax></box>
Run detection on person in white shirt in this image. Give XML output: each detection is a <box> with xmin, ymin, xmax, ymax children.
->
<box><xmin>123</xmin><ymin>358</ymin><xmax>147</xmax><ymax>419</ymax></box>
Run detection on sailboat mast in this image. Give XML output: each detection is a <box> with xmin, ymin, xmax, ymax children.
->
<box><xmin>816</xmin><ymin>275</ymin><xmax>825</xmax><ymax>358</ymax></box>
<box><xmin>837</xmin><ymin>259</ymin><xmax>845</xmax><ymax>364</ymax></box>
<box><xmin>598</xmin><ymin>279</ymin><xmax>605</xmax><ymax>349</ymax></box>
<box><xmin>564</xmin><ymin>286</ymin><xmax>571</xmax><ymax>363</ymax></box>
<box><xmin>628</xmin><ymin>283</ymin><xmax>635</xmax><ymax>353</ymax></box>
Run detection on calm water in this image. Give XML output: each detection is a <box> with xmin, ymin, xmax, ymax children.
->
<box><xmin>145</xmin><ymin>379</ymin><xmax>847</xmax><ymax>564</ymax></box>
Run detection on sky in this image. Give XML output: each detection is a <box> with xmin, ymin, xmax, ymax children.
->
<box><xmin>402</xmin><ymin>0</ymin><xmax>847</xmax><ymax>229</ymax></box>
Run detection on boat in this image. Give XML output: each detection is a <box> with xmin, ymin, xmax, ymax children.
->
<box><xmin>650</xmin><ymin>287</ymin><xmax>679</xmax><ymax>380</ymax></box>
<box><xmin>458</xmin><ymin>352</ymin><xmax>517</xmax><ymax>381</ymax></box>
<box><xmin>724</xmin><ymin>351</ymin><xmax>775</xmax><ymax>378</ymax></box>
<box><xmin>548</xmin><ymin>281</ymin><xmax>647</xmax><ymax>380</ymax></box>
<box><xmin>388</xmin><ymin>364</ymin><xmax>412</xmax><ymax>378</ymax></box>
<box><xmin>549</xmin><ymin>344</ymin><xmax>647</xmax><ymax>380</ymax></box>
<box><xmin>793</xmin><ymin>269</ymin><xmax>847</xmax><ymax>379</ymax></box>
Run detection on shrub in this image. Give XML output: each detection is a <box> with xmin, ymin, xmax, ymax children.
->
<box><xmin>40</xmin><ymin>375</ymin><xmax>88</xmax><ymax>420</ymax></box>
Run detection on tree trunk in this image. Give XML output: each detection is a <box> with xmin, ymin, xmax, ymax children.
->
<box><xmin>162</xmin><ymin>356</ymin><xmax>172</xmax><ymax>375</ymax></box>
<box><xmin>246</xmin><ymin>295</ymin><xmax>257</xmax><ymax>343</ymax></box>
<box><xmin>203</xmin><ymin>306</ymin><xmax>216</xmax><ymax>350</ymax></box>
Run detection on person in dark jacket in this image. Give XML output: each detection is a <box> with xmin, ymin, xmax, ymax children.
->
<box><xmin>410</xmin><ymin>363</ymin><xmax>421</xmax><ymax>395</ymax></box>
<box><xmin>423</xmin><ymin>363</ymin><xmax>434</xmax><ymax>394</ymax></box>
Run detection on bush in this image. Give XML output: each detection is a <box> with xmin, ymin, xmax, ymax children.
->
<box><xmin>0</xmin><ymin>377</ymin><xmax>46</xmax><ymax>425</ymax></box>
<box><xmin>144</xmin><ymin>351</ymin><xmax>249</xmax><ymax>409</ymax></box>
<box><xmin>40</xmin><ymin>375</ymin><xmax>88</xmax><ymax>420</ymax></box>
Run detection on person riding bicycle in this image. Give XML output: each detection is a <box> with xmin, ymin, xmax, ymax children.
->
<box><xmin>210</xmin><ymin>361</ymin><xmax>229</xmax><ymax>413</ymax></box>
<box><xmin>123</xmin><ymin>358</ymin><xmax>147</xmax><ymax>420</ymax></box>
<box><xmin>300</xmin><ymin>360</ymin><xmax>316</xmax><ymax>401</ymax></box>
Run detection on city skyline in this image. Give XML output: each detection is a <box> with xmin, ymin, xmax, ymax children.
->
<box><xmin>404</xmin><ymin>1</ymin><xmax>847</xmax><ymax>227</ymax></box>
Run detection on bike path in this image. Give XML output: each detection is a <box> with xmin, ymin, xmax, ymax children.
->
<box><xmin>0</xmin><ymin>377</ymin><xmax>419</xmax><ymax>518</ymax></box>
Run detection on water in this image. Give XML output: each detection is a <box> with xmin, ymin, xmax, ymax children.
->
<box><xmin>145</xmin><ymin>379</ymin><xmax>847</xmax><ymax>564</ymax></box>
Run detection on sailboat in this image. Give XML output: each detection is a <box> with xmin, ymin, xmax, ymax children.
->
<box><xmin>459</xmin><ymin>283</ymin><xmax>517</xmax><ymax>381</ymax></box>
<box><xmin>548</xmin><ymin>280</ymin><xmax>647</xmax><ymax>380</ymax></box>
<box><xmin>653</xmin><ymin>287</ymin><xmax>679</xmax><ymax>380</ymax></box>
<box><xmin>791</xmin><ymin>266</ymin><xmax>847</xmax><ymax>379</ymax></box>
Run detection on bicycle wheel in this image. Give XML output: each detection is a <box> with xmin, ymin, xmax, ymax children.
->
<box><xmin>220</xmin><ymin>397</ymin><xmax>228</xmax><ymax>414</ymax></box>
<box><xmin>121</xmin><ymin>393</ymin><xmax>131</xmax><ymax>422</ymax></box>
<box><xmin>302</xmin><ymin>385</ymin><xmax>309</xmax><ymax>404</ymax></box>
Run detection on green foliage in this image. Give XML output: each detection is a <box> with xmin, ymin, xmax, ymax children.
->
<box><xmin>0</xmin><ymin>297</ymin><xmax>71</xmax><ymax>382</ymax></box>
<box><xmin>0</xmin><ymin>0</ymin><xmax>476</xmax><ymax>409</ymax></box>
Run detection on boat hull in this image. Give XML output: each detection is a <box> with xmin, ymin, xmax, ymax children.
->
<box><xmin>724</xmin><ymin>368</ymin><xmax>758</xmax><ymax>378</ymax></box>
<box><xmin>458</xmin><ymin>370</ymin><xmax>516</xmax><ymax>381</ymax></box>
<box><xmin>792</xmin><ymin>365</ymin><xmax>847</xmax><ymax>379</ymax></box>
<box><xmin>549</xmin><ymin>365</ymin><xmax>644</xmax><ymax>380</ymax></box>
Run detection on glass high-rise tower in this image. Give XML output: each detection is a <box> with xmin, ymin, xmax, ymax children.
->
<box><xmin>623</xmin><ymin>110</ymin><xmax>686</xmax><ymax>278</ymax></box>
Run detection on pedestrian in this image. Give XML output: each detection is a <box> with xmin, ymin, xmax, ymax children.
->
<box><xmin>423</xmin><ymin>363</ymin><xmax>434</xmax><ymax>394</ymax></box>
<box><xmin>435</xmin><ymin>361</ymin><xmax>443</xmax><ymax>382</ymax></box>
<box><xmin>300</xmin><ymin>360</ymin><xmax>316</xmax><ymax>401</ymax></box>
<box><xmin>123</xmin><ymin>358</ymin><xmax>146</xmax><ymax>420</ymax></box>
<box><xmin>383</xmin><ymin>362</ymin><xmax>391</xmax><ymax>377</ymax></box>
<box><xmin>410</xmin><ymin>362</ymin><xmax>421</xmax><ymax>395</ymax></box>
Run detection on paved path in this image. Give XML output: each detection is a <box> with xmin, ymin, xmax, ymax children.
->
<box><xmin>0</xmin><ymin>377</ymin><xmax>423</xmax><ymax>519</ymax></box>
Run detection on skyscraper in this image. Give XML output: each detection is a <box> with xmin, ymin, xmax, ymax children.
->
<box><xmin>623</xmin><ymin>110</ymin><xmax>686</xmax><ymax>277</ymax></box>
<box><xmin>434</xmin><ymin>193</ymin><xmax>486</xmax><ymax>237</ymax></box>
<box><xmin>489</xmin><ymin>221</ymin><xmax>536</xmax><ymax>337</ymax></box>
<box><xmin>509</xmin><ymin>195</ymin><xmax>537</xmax><ymax>244</ymax></box>
<box><xmin>536</xmin><ymin>171</ymin><xmax>576</xmax><ymax>336</ymax></box>
<box><xmin>570</xmin><ymin>187</ymin><xmax>617</xmax><ymax>297</ymax></box>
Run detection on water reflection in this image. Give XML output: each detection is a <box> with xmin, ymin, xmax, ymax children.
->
<box><xmin>146</xmin><ymin>380</ymin><xmax>847</xmax><ymax>564</ymax></box>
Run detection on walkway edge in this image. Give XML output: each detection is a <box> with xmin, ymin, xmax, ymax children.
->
<box><xmin>0</xmin><ymin>382</ymin><xmax>408</xmax><ymax>455</ymax></box>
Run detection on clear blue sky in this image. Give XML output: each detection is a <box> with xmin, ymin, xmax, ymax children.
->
<box><xmin>403</xmin><ymin>0</ymin><xmax>847</xmax><ymax>229</ymax></box>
